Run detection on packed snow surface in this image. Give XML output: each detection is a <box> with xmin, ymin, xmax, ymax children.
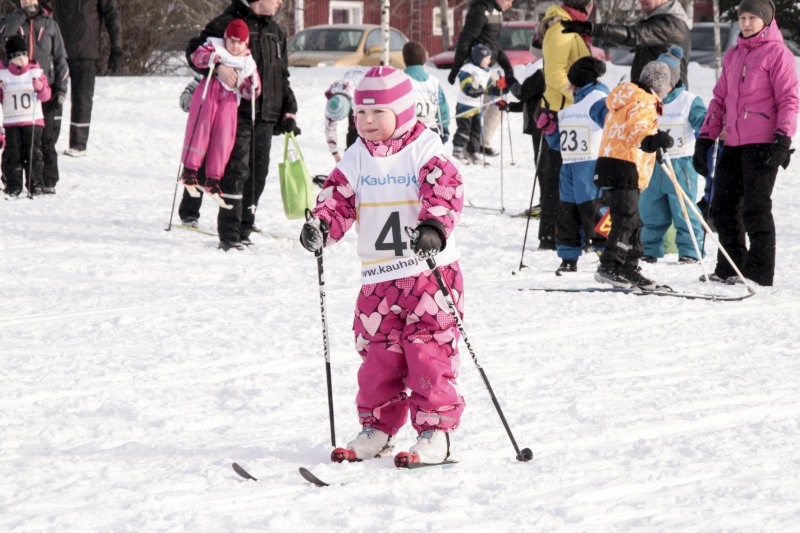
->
<box><xmin>2</xmin><ymin>62</ymin><xmax>800</xmax><ymax>532</ymax></box>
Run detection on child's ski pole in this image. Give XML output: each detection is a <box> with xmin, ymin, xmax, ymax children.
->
<box><xmin>26</xmin><ymin>92</ymin><xmax>38</xmax><ymax>200</ymax></box>
<box><xmin>700</xmin><ymin>139</ymin><xmax>719</xmax><ymax>256</ymax></box>
<box><xmin>515</xmin><ymin>104</ymin><xmax>549</xmax><ymax>274</ymax></box>
<box><xmin>307</xmin><ymin>210</ymin><xmax>336</xmax><ymax>448</ymax></box>
<box><xmin>408</xmin><ymin>234</ymin><xmax>532</xmax><ymax>462</ymax></box>
<box><xmin>165</xmin><ymin>60</ymin><xmax>216</xmax><ymax>232</ymax></box>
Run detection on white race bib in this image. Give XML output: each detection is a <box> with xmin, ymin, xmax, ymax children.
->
<box><xmin>0</xmin><ymin>66</ymin><xmax>44</xmax><ymax>126</ymax></box>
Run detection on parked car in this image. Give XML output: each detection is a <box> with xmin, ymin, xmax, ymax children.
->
<box><xmin>609</xmin><ymin>22</ymin><xmax>800</xmax><ymax>67</ymax></box>
<box><xmin>429</xmin><ymin>21</ymin><xmax>607</xmax><ymax>70</ymax></box>
<box><xmin>288</xmin><ymin>24</ymin><xmax>409</xmax><ymax>68</ymax></box>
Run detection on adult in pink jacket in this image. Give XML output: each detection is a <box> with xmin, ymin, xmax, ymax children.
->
<box><xmin>694</xmin><ymin>0</ymin><xmax>799</xmax><ymax>287</ymax></box>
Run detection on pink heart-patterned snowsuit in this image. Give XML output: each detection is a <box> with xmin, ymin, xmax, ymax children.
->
<box><xmin>312</xmin><ymin>122</ymin><xmax>466</xmax><ymax>435</ymax></box>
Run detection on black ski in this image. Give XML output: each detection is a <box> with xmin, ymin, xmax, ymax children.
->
<box><xmin>232</xmin><ymin>462</ymin><xmax>257</xmax><ymax>481</ymax></box>
<box><xmin>521</xmin><ymin>286</ymin><xmax>755</xmax><ymax>301</ymax></box>
<box><xmin>175</xmin><ymin>224</ymin><xmax>217</xmax><ymax>236</ymax></box>
<box><xmin>298</xmin><ymin>461</ymin><xmax>457</xmax><ymax>488</ymax></box>
<box><xmin>399</xmin><ymin>460</ymin><xmax>458</xmax><ymax>470</ymax></box>
<box><xmin>299</xmin><ymin>467</ymin><xmax>333</xmax><ymax>487</ymax></box>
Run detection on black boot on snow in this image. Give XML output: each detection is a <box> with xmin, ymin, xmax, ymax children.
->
<box><xmin>641</xmin><ymin>255</ymin><xmax>657</xmax><ymax>263</ymax></box>
<box><xmin>555</xmin><ymin>260</ymin><xmax>577</xmax><ymax>276</ymax></box>
<box><xmin>621</xmin><ymin>265</ymin><xmax>656</xmax><ymax>290</ymax></box>
<box><xmin>678</xmin><ymin>256</ymin><xmax>698</xmax><ymax>265</ymax></box>
<box><xmin>594</xmin><ymin>263</ymin><xmax>631</xmax><ymax>288</ymax></box>
<box><xmin>43</xmin><ymin>186</ymin><xmax>56</xmax><ymax>195</ymax></box>
<box><xmin>218</xmin><ymin>240</ymin><xmax>245</xmax><ymax>252</ymax></box>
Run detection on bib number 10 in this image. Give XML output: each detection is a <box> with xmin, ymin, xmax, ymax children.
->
<box><xmin>375</xmin><ymin>211</ymin><xmax>408</xmax><ymax>257</ymax></box>
<box><xmin>12</xmin><ymin>93</ymin><xmax>32</xmax><ymax>110</ymax></box>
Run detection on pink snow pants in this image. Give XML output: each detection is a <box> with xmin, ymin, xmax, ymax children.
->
<box><xmin>181</xmin><ymin>78</ymin><xmax>239</xmax><ymax>180</ymax></box>
<box><xmin>353</xmin><ymin>261</ymin><xmax>466</xmax><ymax>436</ymax></box>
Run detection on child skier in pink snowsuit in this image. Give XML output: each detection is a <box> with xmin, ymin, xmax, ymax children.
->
<box><xmin>0</xmin><ymin>35</ymin><xmax>52</xmax><ymax>197</ymax></box>
<box><xmin>300</xmin><ymin>66</ymin><xmax>466</xmax><ymax>466</ymax></box>
<box><xmin>181</xmin><ymin>19</ymin><xmax>259</xmax><ymax>203</ymax></box>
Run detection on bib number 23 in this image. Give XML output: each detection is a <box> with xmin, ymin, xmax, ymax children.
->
<box><xmin>375</xmin><ymin>211</ymin><xmax>408</xmax><ymax>256</ymax></box>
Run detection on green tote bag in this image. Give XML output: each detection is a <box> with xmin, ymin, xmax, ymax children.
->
<box><xmin>278</xmin><ymin>132</ymin><xmax>316</xmax><ymax>220</ymax></box>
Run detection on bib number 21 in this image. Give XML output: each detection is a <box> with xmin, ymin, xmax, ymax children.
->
<box><xmin>375</xmin><ymin>211</ymin><xmax>408</xmax><ymax>256</ymax></box>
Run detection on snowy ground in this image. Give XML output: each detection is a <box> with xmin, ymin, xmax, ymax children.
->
<box><xmin>2</xmin><ymin>62</ymin><xmax>800</xmax><ymax>532</ymax></box>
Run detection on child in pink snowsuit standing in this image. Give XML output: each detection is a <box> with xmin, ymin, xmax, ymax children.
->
<box><xmin>0</xmin><ymin>35</ymin><xmax>52</xmax><ymax>197</ymax></box>
<box><xmin>181</xmin><ymin>19</ymin><xmax>259</xmax><ymax>203</ymax></box>
<box><xmin>300</xmin><ymin>66</ymin><xmax>466</xmax><ymax>466</ymax></box>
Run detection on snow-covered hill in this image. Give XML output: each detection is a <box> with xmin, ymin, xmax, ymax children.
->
<box><xmin>2</xmin><ymin>63</ymin><xmax>800</xmax><ymax>532</ymax></box>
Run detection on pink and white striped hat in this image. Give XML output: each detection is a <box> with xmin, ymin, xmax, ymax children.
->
<box><xmin>353</xmin><ymin>66</ymin><xmax>416</xmax><ymax>139</ymax></box>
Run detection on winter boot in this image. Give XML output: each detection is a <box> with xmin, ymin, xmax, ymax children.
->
<box><xmin>555</xmin><ymin>260</ymin><xmax>577</xmax><ymax>275</ymax></box>
<box><xmin>42</xmin><ymin>186</ymin><xmax>56</xmax><ymax>195</ymax></box>
<box><xmin>4</xmin><ymin>187</ymin><xmax>21</xmax><ymax>198</ymax></box>
<box><xmin>332</xmin><ymin>426</ymin><xmax>395</xmax><ymax>463</ymax></box>
<box><xmin>452</xmin><ymin>147</ymin><xmax>469</xmax><ymax>165</ymax></box>
<box><xmin>678</xmin><ymin>256</ymin><xmax>698</xmax><ymax>265</ymax></box>
<box><xmin>594</xmin><ymin>263</ymin><xmax>631</xmax><ymax>289</ymax></box>
<box><xmin>479</xmin><ymin>145</ymin><xmax>499</xmax><ymax>157</ymax></box>
<box><xmin>395</xmin><ymin>430</ymin><xmax>451</xmax><ymax>467</ymax></box>
<box><xmin>182</xmin><ymin>168</ymin><xmax>201</xmax><ymax>197</ymax></box>
<box><xmin>621</xmin><ymin>265</ymin><xmax>656</xmax><ymax>290</ymax></box>
<box><xmin>63</xmin><ymin>147</ymin><xmax>86</xmax><ymax>158</ymax></box>
<box><xmin>218</xmin><ymin>240</ymin><xmax>245</xmax><ymax>252</ymax></box>
<box><xmin>181</xmin><ymin>217</ymin><xmax>199</xmax><ymax>228</ymax></box>
<box><xmin>203</xmin><ymin>178</ymin><xmax>232</xmax><ymax>209</ymax></box>
<box><xmin>469</xmin><ymin>152</ymin><xmax>488</xmax><ymax>166</ymax></box>
<box><xmin>640</xmin><ymin>255</ymin><xmax>657</xmax><ymax>263</ymax></box>
<box><xmin>699</xmin><ymin>273</ymin><xmax>742</xmax><ymax>285</ymax></box>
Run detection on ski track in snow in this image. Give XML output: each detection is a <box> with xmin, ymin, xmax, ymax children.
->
<box><xmin>2</xmin><ymin>64</ymin><xmax>800</xmax><ymax>532</ymax></box>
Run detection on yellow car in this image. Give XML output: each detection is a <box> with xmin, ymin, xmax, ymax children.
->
<box><xmin>288</xmin><ymin>24</ymin><xmax>408</xmax><ymax>68</ymax></box>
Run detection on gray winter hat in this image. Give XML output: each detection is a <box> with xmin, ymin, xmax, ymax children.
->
<box><xmin>738</xmin><ymin>0</ymin><xmax>775</xmax><ymax>26</ymax></box>
<box><xmin>639</xmin><ymin>60</ymin><xmax>672</xmax><ymax>99</ymax></box>
<box><xmin>656</xmin><ymin>45</ymin><xmax>684</xmax><ymax>88</ymax></box>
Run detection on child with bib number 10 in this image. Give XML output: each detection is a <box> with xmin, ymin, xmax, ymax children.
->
<box><xmin>300</xmin><ymin>66</ymin><xmax>466</xmax><ymax>467</ymax></box>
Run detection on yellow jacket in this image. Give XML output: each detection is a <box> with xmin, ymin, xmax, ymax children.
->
<box><xmin>596</xmin><ymin>82</ymin><xmax>663</xmax><ymax>190</ymax></box>
<box><xmin>541</xmin><ymin>4</ymin><xmax>591</xmax><ymax>111</ymax></box>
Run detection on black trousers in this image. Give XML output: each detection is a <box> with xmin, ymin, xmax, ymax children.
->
<box><xmin>42</xmin><ymin>98</ymin><xmax>63</xmax><ymax>187</ymax></box>
<box><xmin>2</xmin><ymin>125</ymin><xmax>44</xmax><ymax>193</ymax></box>
<box><xmin>710</xmin><ymin>144</ymin><xmax>778</xmax><ymax>286</ymax></box>
<box><xmin>178</xmin><ymin>117</ymin><xmax>275</xmax><ymax>242</ymax></box>
<box><xmin>538</xmin><ymin>147</ymin><xmax>561</xmax><ymax>244</ymax></box>
<box><xmin>68</xmin><ymin>59</ymin><xmax>97</xmax><ymax>151</ymax></box>
<box><xmin>556</xmin><ymin>199</ymin><xmax>607</xmax><ymax>250</ymax></box>
<box><xmin>599</xmin><ymin>188</ymin><xmax>643</xmax><ymax>268</ymax></box>
<box><xmin>454</xmin><ymin>115</ymin><xmax>481</xmax><ymax>154</ymax></box>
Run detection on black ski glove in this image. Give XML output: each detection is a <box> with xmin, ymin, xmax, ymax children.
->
<box><xmin>440</xmin><ymin>128</ymin><xmax>450</xmax><ymax>144</ymax></box>
<box><xmin>764</xmin><ymin>134</ymin><xmax>794</xmax><ymax>169</ymax></box>
<box><xmin>640</xmin><ymin>131</ymin><xmax>674</xmax><ymax>153</ymax></box>
<box><xmin>692</xmin><ymin>138</ymin><xmax>715</xmax><ymax>176</ymax></box>
<box><xmin>448</xmin><ymin>68</ymin><xmax>458</xmax><ymax>86</ymax></box>
<box><xmin>281</xmin><ymin>116</ymin><xmax>302</xmax><ymax>136</ymax></box>
<box><xmin>108</xmin><ymin>48</ymin><xmax>124</xmax><ymax>73</ymax></box>
<box><xmin>464</xmin><ymin>84</ymin><xmax>484</xmax><ymax>99</ymax></box>
<box><xmin>409</xmin><ymin>222</ymin><xmax>446</xmax><ymax>259</ymax></box>
<box><xmin>300</xmin><ymin>215</ymin><xmax>330</xmax><ymax>253</ymax></box>
<box><xmin>561</xmin><ymin>21</ymin><xmax>593</xmax><ymax>36</ymax></box>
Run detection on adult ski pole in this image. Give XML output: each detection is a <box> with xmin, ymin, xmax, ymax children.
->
<box><xmin>506</xmin><ymin>106</ymin><xmax>515</xmax><ymax>165</ymax></box>
<box><xmin>165</xmin><ymin>60</ymin><xmax>216</xmax><ymax>232</ymax></box>
<box><xmin>700</xmin><ymin>139</ymin><xmax>719</xmax><ymax>256</ymax></box>
<box><xmin>500</xmin><ymin>109</ymin><xmax>505</xmax><ymax>213</ymax></box>
<box><xmin>249</xmin><ymin>74</ymin><xmax>257</xmax><ymax>218</ymax></box>
<box><xmin>307</xmin><ymin>209</ymin><xmax>336</xmax><ymax>448</ymax></box>
<box><xmin>408</xmin><ymin>237</ymin><xmax>532</xmax><ymax>462</ymax></box>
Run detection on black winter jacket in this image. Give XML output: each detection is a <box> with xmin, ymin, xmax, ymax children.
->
<box><xmin>591</xmin><ymin>0</ymin><xmax>691</xmax><ymax>88</ymax></box>
<box><xmin>187</xmin><ymin>1</ymin><xmax>297</xmax><ymax>123</ymax></box>
<box><xmin>0</xmin><ymin>6</ymin><xmax>69</xmax><ymax>93</ymax></box>
<box><xmin>51</xmin><ymin>0</ymin><xmax>123</xmax><ymax>61</ymax></box>
<box><xmin>450</xmin><ymin>0</ymin><xmax>513</xmax><ymax>80</ymax></box>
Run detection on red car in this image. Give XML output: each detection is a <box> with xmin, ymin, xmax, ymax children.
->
<box><xmin>429</xmin><ymin>21</ymin><xmax>607</xmax><ymax>70</ymax></box>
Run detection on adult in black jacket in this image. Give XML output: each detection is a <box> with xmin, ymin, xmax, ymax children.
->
<box><xmin>448</xmin><ymin>0</ymin><xmax>513</xmax><ymax>156</ymax></box>
<box><xmin>178</xmin><ymin>0</ymin><xmax>298</xmax><ymax>250</ymax></box>
<box><xmin>52</xmin><ymin>0</ymin><xmax>123</xmax><ymax>156</ymax></box>
<box><xmin>1</xmin><ymin>0</ymin><xmax>69</xmax><ymax>193</ymax></box>
<box><xmin>561</xmin><ymin>0</ymin><xmax>692</xmax><ymax>88</ymax></box>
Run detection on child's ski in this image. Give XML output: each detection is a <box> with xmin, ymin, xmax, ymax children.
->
<box><xmin>174</xmin><ymin>224</ymin><xmax>217</xmax><ymax>236</ymax></box>
<box><xmin>520</xmin><ymin>286</ymin><xmax>755</xmax><ymax>301</ymax></box>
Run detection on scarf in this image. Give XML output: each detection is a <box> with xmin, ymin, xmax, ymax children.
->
<box><xmin>561</xmin><ymin>5</ymin><xmax>593</xmax><ymax>46</ymax></box>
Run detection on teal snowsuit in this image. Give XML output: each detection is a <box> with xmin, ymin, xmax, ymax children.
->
<box><xmin>640</xmin><ymin>86</ymin><xmax>707</xmax><ymax>259</ymax></box>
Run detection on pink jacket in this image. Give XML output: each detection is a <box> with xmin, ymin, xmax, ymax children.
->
<box><xmin>191</xmin><ymin>41</ymin><xmax>260</xmax><ymax>101</ymax></box>
<box><xmin>0</xmin><ymin>61</ymin><xmax>51</xmax><ymax>127</ymax></box>
<box><xmin>701</xmin><ymin>18</ymin><xmax>799</xmax><ymax>146</ymax></box>
<box><xmin>312</xmin><ymin>121</ymin><xmax>463</xmax><ymax>245</ymax></box>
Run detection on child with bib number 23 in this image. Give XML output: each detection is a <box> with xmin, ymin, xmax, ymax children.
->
<box><xmin>300</xmin><ymin>66</ymin><xmax>466</xmax><ymax>467</ymax></box>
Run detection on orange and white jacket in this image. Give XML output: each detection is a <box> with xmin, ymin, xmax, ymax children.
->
<box><xmin>594</xmin><ymin>81</ymin><xmax>663</xmax><ymax>191</ymax></box>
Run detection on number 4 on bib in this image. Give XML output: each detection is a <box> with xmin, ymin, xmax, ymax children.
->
<box><xmin>375</xmin><ymin>211</ymin><xmax>408</xmax><ymax>256</ymax></box>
